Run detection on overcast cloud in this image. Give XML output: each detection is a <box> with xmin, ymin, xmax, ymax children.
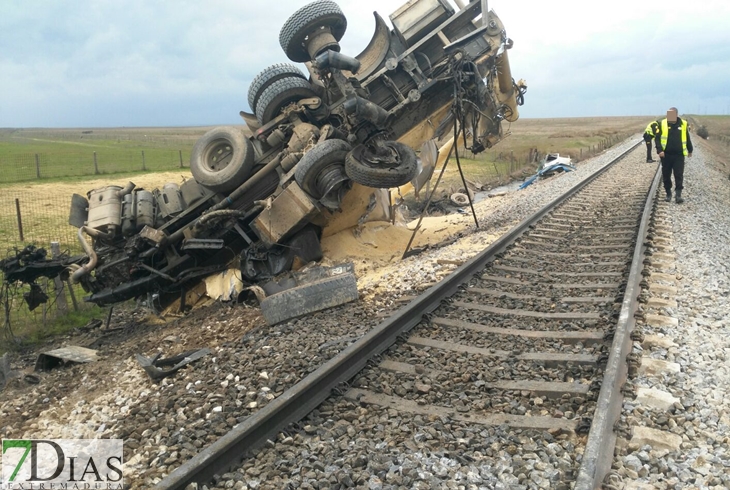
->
<box><xmin>1</xmin><ymin>0</ymin><xmax>729</xmax><ymax>127</ymax></box>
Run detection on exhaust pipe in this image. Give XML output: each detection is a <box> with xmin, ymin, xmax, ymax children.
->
<box><xmin>314</xmin><ymin>50</ymin><xmax>361</xmax><ymax>74</ymax></box>
<box><xmin>343</xmin><ymin>96</ymin><xmax>390</xmax><ymax>127</ymax></box>
<box><xmin>70</xmin><ymin>226</ymin><xmax>109</xmax><ymax>283</ymax></box>
<box><xmin>117</xmin><ymin>181</ymin><xmax>136</xmax><ymax>198</ymax></box>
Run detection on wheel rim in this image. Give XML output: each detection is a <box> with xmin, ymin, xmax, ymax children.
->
<box><xmin>351</xmin><ymin>143</ymin><xmax>401</xmax><ymax>170</ymax></box>
<box><xmin>203</xmin><ymin>138</ymin><xmax>234</xmax><ymax>172</ymax></box>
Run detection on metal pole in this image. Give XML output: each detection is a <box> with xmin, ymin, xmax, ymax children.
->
<box><xmin>15</xmin><ymin>198</ymin><xmax>24</xmax><ymax>242</ymax></box>
<box><xmin>51</xmin><ymin>242</ymin><xmax>68</xmax><ymax>315</ymax></box>
<box><xmin>66</xmin><ymin>280</ymin><xmax>79</xmax><ymax>312</ymax></box>
<box><xmin>481</xmin><ymin>0</ymin><xmax>489</xmax><ymax>25</ymax></box>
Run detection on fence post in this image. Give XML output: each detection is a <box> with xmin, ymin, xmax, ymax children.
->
<box><xmin>15</xmin><ymin>198</ymin><xmax>24</xmax><ymax>242</ymax></box>
<box><xmin>93</xmin><ymin>151</ymin><xmax>99</xmax><ymax>174</ymax></box>
<box><xmin>35</xmin><ymin>154</ymin><xmax>41</xmax><ymax>179</ymax></box>
<box><xmin>50</xmin><ymin>242</ymin><xmax>69</xmax><ymax>316</ymax></box>
<box><xmin>142</xmin><ymin>150</ymin><xmax>146</xmax><ymax>171</ymax></box>
<box><xmin>179</xmin><ymin>150</ymin><xmax>184</xmax><ymax>168</ymax></box>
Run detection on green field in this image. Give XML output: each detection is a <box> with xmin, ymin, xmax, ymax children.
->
<box><xmin>0</xmin><ymin>127</ymin><xmax>210</xmax><ymax>183</ymax></box>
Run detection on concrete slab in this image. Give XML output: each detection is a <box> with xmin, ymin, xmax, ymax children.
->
<box><xmin>635</xmin><ymin>387</ymin><xmax>680</xmax><ymax>411</ymax></box>
<box><xmin>649</xmin><ymin>284</ymin><xmax>677</xmax><ymax>295</ymax></box>
<box><xmin>649</xmin><ymin>272</ymin><xmax>678</xmax><ymax>284</ymax></box>
<box><xmin>647</xmin><ymin>298</ymin><xmax>678</xmax><ymax>309</ymax></box>
<box><xmin>638</xmin><ymin>358</ymin><xmax>681</xmax><ymax>376</ymax></box>
<box><xmin>629</xmin><ymin>426</ymin><xmax>682</xmax><ymax>452</ymax></box>
<box><xmin>651</xmin><ymin>252</ymin><xmax>675</xmax><ymax>262</ymax></box>
<box><xmin>642</xmin><ymin>335</ymin><xmax>678</xmax><ymax>350</ymax></box>
<box><xmin>646</xmin><ymin>314</ymin><xmax>679</xmax><ymax>327</ymax></box>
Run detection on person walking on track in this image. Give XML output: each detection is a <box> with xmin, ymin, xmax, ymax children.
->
<box><xmin>643</xmin><ymin>120</ymin><xmax>660</xmax><ymax>162</ymax></box>
<box><xmin>656</xmin><ymin>107</ymin><xmax>693</xmax><ymax>203</ymax></box>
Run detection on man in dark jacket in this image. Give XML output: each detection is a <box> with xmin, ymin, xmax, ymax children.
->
<box><xmin>643</xmin><ymin>121</ymin><xmax>659</xmax><ymax>162</ymax></box>
<box><xmin>656</xmin><ymin>107</ymin><xmax>693</xmax><ymax>203</ymax></box>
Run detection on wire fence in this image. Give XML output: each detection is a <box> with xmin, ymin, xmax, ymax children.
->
<box><xmin>0</xmin><ymin>148</ymin><xmax>190</xmax><ymax>184</ymax></box>
<box><xmin>1</xmin><ymin>190</ymin><xmax>81</xmax><ymax>255</ymax></box>
<box><xmin>1</xmin><ymin>191</ymin><xmax>93</xmax><ymax>350</ymax></box>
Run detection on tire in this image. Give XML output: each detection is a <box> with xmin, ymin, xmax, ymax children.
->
<box><xmin>247</xmin><ymin>63</ymin><xmax>307</xmax><ymax>113</ymax></box>
<box><xmin>190</xmin><ymin>126</ymin><xmax>255</xmax><ymax>193</ymax></box>
<box><xmin>259</xmin><ymin>272</ymin><xmax>358</xmax><ymax>325</ymax></box>
<box><xmin>279</xmin><ymin>0</ymin><xmax>347</xmax><ymax>62</ymax></box>
<box><xmin>345</xmin><ymin>141</ymin><xmax>418</xmax><ymax>188</ymax></box>
<box><xmin>295</xmin><ymin>139</ymin><xmax>351</xmax><ymax>199</ymax></box>
<box><xmin>450</xmin><ymin>192</ymin><xmax>469</xmax><ymax>207</ymax></box>
<box><xmin>255</xmin><ymin>76</ymin><xmax>317</xmax><ymax>124</ymax></box>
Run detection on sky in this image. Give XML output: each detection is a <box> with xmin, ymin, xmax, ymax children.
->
<box><xmin>1</xmin><ymin>0</ymin><xmax>729</xmax><ymax>128</ymax></box>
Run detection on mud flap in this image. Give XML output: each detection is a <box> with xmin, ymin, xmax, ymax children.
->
<box><xmin>259</xmin><ymin>272</ymin><xmax>358</xmax><ymax>325</ymax></box>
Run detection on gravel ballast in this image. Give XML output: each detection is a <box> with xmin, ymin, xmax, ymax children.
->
<box><xmin>610</xmin><ymin>140</ymin><xmax>730</xmax><ymax>489</ymax></box>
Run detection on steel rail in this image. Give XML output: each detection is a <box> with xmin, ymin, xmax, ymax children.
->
<box><xmin>575</xmin><ymin>162</ymin><xmax>662</xmax><ymax>488</ymax></box>
<box><xmin>155</xmin><ymin>141</ymin><xmax>642</xmax><ymax>489</ymax></box>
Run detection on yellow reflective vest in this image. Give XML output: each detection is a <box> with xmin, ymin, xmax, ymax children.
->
<box><xmin>660</xmin><ymin>119</ymin><xmax>688</xmax><ymax>156</ymax></box>
<box><xmin>644</xmin><ymin>121</ymin><xmax>659</xmax><ymax>137</ymax></box>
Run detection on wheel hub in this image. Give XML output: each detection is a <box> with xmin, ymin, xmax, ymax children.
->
<box><xmin>205</xmin><ymin>139</ymin><xmax>233</xmax><ymax>171</ymax></box>
<box><xmin>352</xmin><ymin>143</ymin><xmax>401</xmax><ymax>169</ymax></box>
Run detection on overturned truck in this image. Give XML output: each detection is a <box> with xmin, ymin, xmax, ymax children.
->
<box><xmin>3</xmin><ymin>0</ymin><xmax>525</xmax><ymax>311</ymax></box>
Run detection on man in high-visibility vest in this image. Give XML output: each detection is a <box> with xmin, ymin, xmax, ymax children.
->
<box><xmin>643</xmin><ymin>120</ymin><xmax>659</xmax><ymax>162</ymax></box>
<box><xmin>656</xmin><ymin>107</ymin><xmax>693</xmax><ymax>203</ymax></box>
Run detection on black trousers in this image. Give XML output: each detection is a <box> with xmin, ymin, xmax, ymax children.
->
<box><xmin>645</xmin><ymin>141</ymin><xmax>653</xmax><ymax>160</ymax></box>
<box><xmin>660</xmin><ymin>153</ymin><xmax>685</xmax><ymax>192</ymax></box>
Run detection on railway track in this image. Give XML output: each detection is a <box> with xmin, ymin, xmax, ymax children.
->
<box><xmin>158</xmin><ymin>141</ymin><xmax>660</xmax><ymax>489</ymax></box>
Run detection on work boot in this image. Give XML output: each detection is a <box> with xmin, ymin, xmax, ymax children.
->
<box><xmin>665</xmin><ymin>191</ymin><xmax>672</xmax><ymax>202</ymax></box>
<box><xmin>676</xmin><ymin>190</ymin><xmax>684</xmax><ymax>204</ymax></box>
<box><xmin>646</xmin><ymin>158</ymin><xmax>655</xmax><ymax>163</ymax></box>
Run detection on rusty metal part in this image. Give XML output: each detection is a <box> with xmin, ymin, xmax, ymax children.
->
<box><xmin>70</xmin><ymin>226</ymin><xmax>103</xmax><ymax>283</ymax></box>
<box><xmin>348</xmin><ymin>13</ymin><xmax>391</xmax><ymax>80</ymax></box>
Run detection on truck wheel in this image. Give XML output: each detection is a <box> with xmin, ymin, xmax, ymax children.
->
<box><xmin>255</xmin><ymin>76</ymin><xmax>317</xmax><ymax>124</ymax></box>
<box><xmin>345</xmin><ymin>141</ymin><xmax>418</xmax><ymax>188</ymax></box>
<box><xmin>279</xmin><ymin>0</ymin><xmax>347</xmax><ymax>62</ymax></box>
<box><xmin>259</xmin><ymin>272</ymin><xmax>358</xmax><ymax>325</ymax></box>
<box><xmin>247</xmin><ymin>63</ymin><xmax>307</xmax><ymax>114</ymax></box>
<box><xmin>190</xmin><ymin>126</ymin><xmax>254</xmax><ymax>193</ymax></box>
<box><xmin>295</xmin><ymin>139</ymin><xmax>351</xmax><ymax>201</ymax></box>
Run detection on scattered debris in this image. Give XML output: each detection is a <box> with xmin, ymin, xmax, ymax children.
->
<box><xmin>77</xmin><ymin>318</ymin><xmax>103</xmax><ymax>332</ymax></box>
<box><xmin>519</xmin><ymin>153</ymin><xmax>576</xmax><ymax>189</ymax></box>
<box><xmin>450</xmin><ymin>193</ymin><xmax>470</xmax><ymax>207</ymax></box>
<box><xmin>35</xmin><ymin>346</ymin><xmax>100</xmax><ymax>371</ymax></box>
<box><xmin>135</xmin><ymin>348</ymin><xmax>211</xmax><ymax>381</ymax></box>
<box><xmin>204</xmin><ymin>268</ymin><xmax>245</xmax><ymax>302</ymax></box>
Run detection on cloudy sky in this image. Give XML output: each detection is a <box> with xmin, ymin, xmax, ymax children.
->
<box><xmin>2</xmin><ymin>0</ymin><xmax>729</xmax><ymax>128</ymax></box>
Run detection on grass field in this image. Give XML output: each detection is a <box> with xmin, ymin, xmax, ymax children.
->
<box><xmin>686</xmin><ymin>115</ymin><xmax>730</xmax><ymax>171</ymax></box>
<box><xmin>0</xmin><ymin>127</ymin><xmax>208</xmax><ymax>183</ymax></box>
